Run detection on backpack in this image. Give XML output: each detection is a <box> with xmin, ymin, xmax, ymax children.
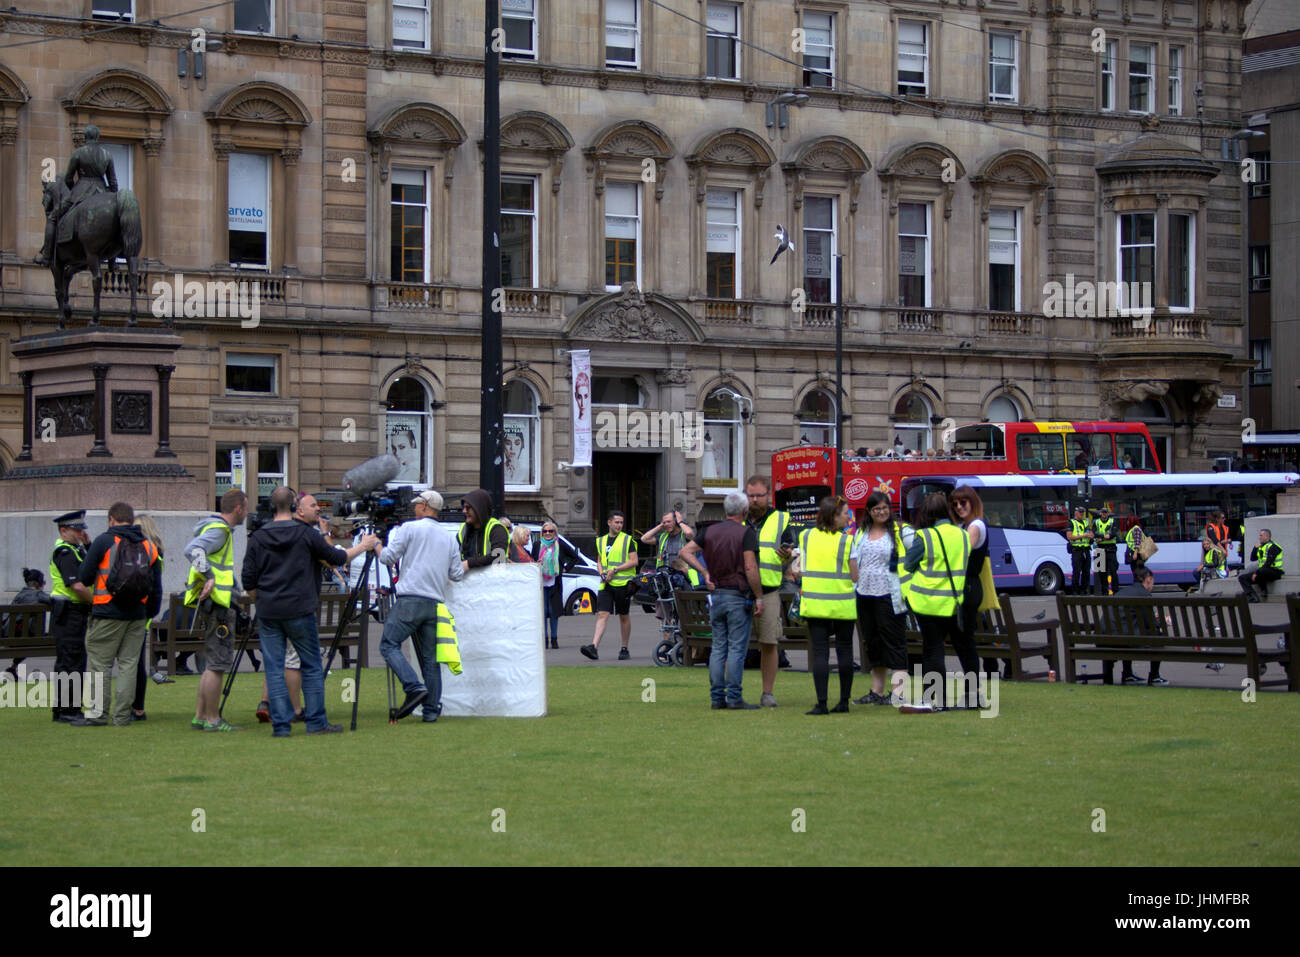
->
<box><xmin>105</xmin><ymin>537</ymin><xmax>154</xmax><ymax>602</ymax></box>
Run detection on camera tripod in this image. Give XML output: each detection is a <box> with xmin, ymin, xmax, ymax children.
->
<box><xmin>321</xmin><ymin>536</ymin><xmax>381</xmax><ymax>731</ymax></box>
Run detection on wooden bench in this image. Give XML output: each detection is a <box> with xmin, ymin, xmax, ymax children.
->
<box><xmin>1055</xmin><ymin>593</ymin><xmax>1294</xmax><ymax>692</ymax></box>
<box><xmin>0</xmin><ymin>602</ymin><xmax>55</xmax><ymax>666</ymax></box>
<box><xmin>675</xmin><ymin>589</ymin><xmax>810</xmax><ymax>666</ymax></box>
<box><xmin>901</xmin><ymin>593</ymin><xmax>1059</xmax><ymax>681</ymax></box>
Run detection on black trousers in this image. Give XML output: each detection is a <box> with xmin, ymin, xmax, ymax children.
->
<box><xmin>916</xmin><ymin>612</ymin><xmax>980</xmax><ymax>708</ymax></box>
<box><xmin>51</xmin><ymin>601</ymin><xmax>89</xmax><ymax>716</ymax></box>
<box><xmin>1070</xmin><ymin>549</ymin><xmax>1091</xmax><ymax>594</ymax></box>
<box><xmin>1239</xmin><ymin>567</ymin><xmax>1283</xmax><ymax>599</ymax></box>
<box><xmin>807</xmin><ymin>618</ymin><xmax>855</xmax><ymax>705</ymax></box>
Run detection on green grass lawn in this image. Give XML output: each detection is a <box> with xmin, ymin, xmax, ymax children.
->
<box><xmin>2</xmin><ymin>666</ymin><xmax>1297</xmax><ymax>866</ymax></box>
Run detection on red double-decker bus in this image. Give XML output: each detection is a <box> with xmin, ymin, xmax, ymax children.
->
<box><xmin>772</xmin><ymin>421</ymin><xmax>1162</xmax><ymax>516</ymax></box>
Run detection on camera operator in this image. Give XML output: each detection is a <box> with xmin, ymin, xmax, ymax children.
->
<box><xmin>373</xmin><ymin>490</ymin><xmax>464</xmax><ymax>722</ymax></box>
<box><xmin>242</xmin><ymin>487</ymin><xmax>379</xmax><ymax>737</ymax></box>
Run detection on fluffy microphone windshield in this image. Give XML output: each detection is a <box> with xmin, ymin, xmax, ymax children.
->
<box><xmin>342</xmin><ymin>454</ymin><xmax>401</xmax><ymax>497</ymax></box>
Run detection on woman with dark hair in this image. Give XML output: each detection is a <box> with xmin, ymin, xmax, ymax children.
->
<box><xmin>796</xmin><ymin>496</ymin><xmax>858</xmax><ymax>714</ymax></box>
<box><xmin>951</xmin><ymin>485</ymin><xmax>1002</xmax><ymax>679</ymax></box>
<box><xmin>851</xmin><ymin>491</ymin><xmax>914</xmax><ymax>706</ymax></box>
<box><xmin>902</xmin><ymin>491</ymin><xmax>979</xmax><ymax>709</ymax></box>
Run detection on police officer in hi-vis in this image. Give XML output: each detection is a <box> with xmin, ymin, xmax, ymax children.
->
<box><xmin>49</xmin><ymin>510</ymin><xmax>93</xmax><ymax>722</ymax></box>
<box><xmin>1092</xmin><ymin>506</ymin><xmax>1118</xmax><ymax>595</ymax></box>
<box><xmin>1066</xmin><ymin>505</ymin><xmax>1094</xmax><ymax>595</ymax></box>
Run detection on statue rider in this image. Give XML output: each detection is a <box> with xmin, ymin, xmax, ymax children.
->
<box><xmin>35</xmin><ymin>124</ymin><xmax>118</xmax><ymax>266</ymax></box>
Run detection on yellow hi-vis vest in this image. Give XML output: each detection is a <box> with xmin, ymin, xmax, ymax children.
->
<box><xmin>893</xmin><ymin>523</ymin><xmax>915</xmax><ymax>602</ymax></box>
<box><xmin>49</xmin><ymin>539</ymin><xmax>88</xmax><ymax>603</ymax></box>
<box><xmin>799</xmin><ymin>528</ymin><xmax>856</xmax><ymax>619</ymax></box>
<box><xmin>185</xmin><ymin>520</ymin><xmax>235</xmax><ymax>608</ymax></box>
<box><xmin>1094</xmin><ymin>516</ymin><xmax>1116</xmax><ymax>546</ymax></box>
<box><xmin>597</xmin><ymin>532</ymin><xmax>636</xmax><ymax>589</ymax></box>
<box><xmin>1069</xmin><ymin>518</ymin><xmax>1093</xmax><ymax>550</ymax></box>
<box><xmin>757</xmin><ymin>509</ymin><xmax>791</xmax><ymax>589</ymax></box>
<box><xmin>1124</xmin><ymin>525</ymin><xmax>1144</xmax><ymax>551</ymax></box>
<box><xmin>656</xmin><ymin>531</ymin><xmax>702</xmax><ymax>586</ymax></box>
<box><xmin>907</xmin><ymin>523</ymin><xmax>970</xmax><ymax>618</ymax></box>
<box><xmin>458</xmin><ymin>517</ymin><xmax>506</xmax><ymax>559</ymax></box>
<box><xmin>435</xmin><ymin>603</ymin><xmax>462</xmax><ymax>675</ymax></box>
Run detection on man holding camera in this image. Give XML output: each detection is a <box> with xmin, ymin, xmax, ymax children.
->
<box><xmin>242</xmin><ymin>487</ymin><xmax>379</xmax><ymax>737</ymax></box>
<box><xmin>375</xmin><ymin>490</ymin><xmax>465</xmax><ymax>722</ymax></box>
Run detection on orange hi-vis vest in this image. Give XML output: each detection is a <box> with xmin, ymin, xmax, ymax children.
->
<box><xmin>92</xmin><ymin>535</ymin><xmax>158</xmax><ymax>605</ymax></box>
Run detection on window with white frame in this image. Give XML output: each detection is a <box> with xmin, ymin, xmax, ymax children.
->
<box><xmin>93</xmin><ymin>0</ymin><xmax>133</xmax><ymax>21</ymax></box>
<box><xmin>214</xmin><ymin>445</ymin><xmax>241</xmax><ymax>509</ymax></box>
<box><xmin>702</xmin><ymin>390</ymin><xmax>743</xmax><ymax>490</ymax></box>
<box><xmin>706</xmin><ymin>2</ymin><xmax>741</xmax><ymax>80</ymax></box>
<box><xmin>1167</xmin><ymin>212</ymin><xmax>1193</xmax><ymax>311</ymax></box>
<box><xmin>228</xmin><ymin>152</ymin><xmax>270</xmax><ymax>269</ymax></box>
<box><xmin>1249</xmin><ymin>151</ymin><xmax>1270</xmax><ymax>198</ymax></box>
<box><xmin>390</xmin><ymin>168</ymin><xmax>429</xmax><ymax>283</ymax></box>
<box><xmin>898</xmin><ymin>202</ymin><xmax>930</xmax><ymax>308</ymax></box>
<box><xmin>385</xmin><ymin>376</ymin><xmax>432</xmax><ymax>485</ymax></box>
<box><xmin>1250</xmin><ymin>245</ymin><xmax>1270</xmax><ymax>292</ymax></box>
<box><xmin>103</xmin><ymin>143</ymin><xmax>132</xmax><ymax>262</ymax></box>
<box><xmin>797</xmin><ymin>389</ymin><xmax>835</xmax><ymax>448</ymax></box>
<box><xmin>1128</xmin><ymin>42</ymin><xmax>1154</xmax><ymax>113</ymax></box>
<box><xmin>1168</xmin><ymin>46</ymin><xmax>1183</xmax><ymax>115</ymax></box>
<box><xmin>989</xmin><ymin>31</ymin><xmax>1018</xmax><ymax>103</ymax></box>
<box><xmin>986</xmin><ymin>395</ymin><xmax>1021</xmax><ymax>423</ymax></box>
<box><xmin>1250</xmin><ymin>339</ymin><xmax>1272</xmax><ymax>386</ymax></box>
<box><xmin>706</xmin><ymin>188</ymin><xmax>741</xmax><ymax>299</ymax></box>
<box><xmin>393</xmin><ymin>0</ymin><xmax>430</xmax><ymax>50</ymax></box>
<box><xmin>502</xmin><ymin>0</ymin><xmax>537</xmax><ymax>60</ymax></box>
<box><xmin>802</xmin><ymin>11</ymin><xmax>834</xmax><ymax>89</ymax></box>
<box><xmin>606</xmin><ymin>0</ymin><xmax>639</xmax><ymax>69</ymax></box>
<box><xmin>256</xmin><ymin>446</ymin><xmax>287</xmax><ymax>505</ymax></box>
<box><xmin>1118</xmin><ymin>212</ymin><xmax>1155</xmax><ymax>308</ymax></box>
<box><xmin>501</xmin><ymin>175</ymin><xmax>537</xmax><ymax>288</ymax></box>
<box><xmin>504</xmin><ymin>380</ymin><xmax>540</xmax><ymax>490</ymax></box>
<box><xmin>234</xmin><ymin>0</ymin><xmax>273</xmax><ymax>34</ymax></box>
<box><xmin>898</xmin><ymin>20</ymin><xmax>928</xmax><ymax>96</ymax></box>
<box><xmin>226</xmin><ymin>353</ymin><xmax>277</xmax><ymax>394</ymax></box>
<box><xmin>1101</xmin><ymin>39</ymin><xmax>1116</xmax><ymax>111</ymax></box>
<box><xmin>891</xmin><ymin>393</ymin><xmax>932</xmax><ymax>453</ymax></box>
<box><xmin>802</xmin><ymin>195</ymin><xmax>836</xmax><ymax>303</ymax></box>
<box><xmin>604</xmin><ymin>182</ymin><xmax>640</xmax><ymax>290</ymax></box>
<box><xmin>988</xmin><ymin>207</ymin><xmax>1019</xmax><ymax>311</ymax></box>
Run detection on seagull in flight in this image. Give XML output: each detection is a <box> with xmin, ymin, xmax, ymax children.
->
<box><xmin>770</xmin><ymin>225</ymin><xmax>795</xmax><ymax>265</ymax></box>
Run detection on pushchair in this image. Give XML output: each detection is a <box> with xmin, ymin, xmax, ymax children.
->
<box><xmin>634</xmin><ymin>567</ymin><xmax>685</xmax><ymax>666</ymax></box>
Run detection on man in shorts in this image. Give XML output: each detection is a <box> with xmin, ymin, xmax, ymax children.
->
<box><xmin>580</xmin><ymin>511</ymin><xmax>639</xmax><ymax>661</ymax></box>
<box><xmin>744</xmin><ymin>475</ymin><xmax>794</xmax><ymax>707</ymax></box>
<box><xmin>184</xmin><ymin>490</ymin><xmax>248</xmax><ymax>732</ymax></box>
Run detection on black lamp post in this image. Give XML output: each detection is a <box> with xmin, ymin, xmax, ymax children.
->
<box><xmin>834</xmin><ymin>253</ymin><xmax>844</xmax><ymax>496</ymax></box>
<box><xmin>480</xmin><ymin>0</ymin><xmax>504</xmax><ymax>514</ymax></box>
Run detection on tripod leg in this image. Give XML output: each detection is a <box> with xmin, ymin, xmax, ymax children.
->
<box><xmin>218</xmin><ymin>615</ymin><xmax>250</xmax><ymax>719</ymax></box>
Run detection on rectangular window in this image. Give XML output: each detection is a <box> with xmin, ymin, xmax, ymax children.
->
<box><xmin>592</xmin><ymin>376</ymin><xmax>641</xmax><ymax>406</ymax></box>
<box><xmin>989</xmin><ymin>31</ymin><xmax>1018</xmax><ymax>103</ymax></box>
<box><xmin>226</xmin><ymin>353</ymin><xmax>277</xmax><ymax>394</ymax></box>
<box><xmin>1167</xmin><ymin>212</ymin><xmax>1193</xmax><ymax>311</ymax></box>
<box><xmin>1249</xmin><ymin>151</ymin><xmax>1270</xmax><ymax>198</ymax></box>
<box><xmin>802</xmin><ymin>11</ymin><xmax>834</xmax><ymax>89</ymax></box>
<box><xmin>706</xmin><ymin>188</ymin><xmax>741</xmax><ymax>299</ymax></box>
<box><xmin>1015</xmin><ymin>434</ymin><xmax>1067</xmax><ymax>472</ymax></box>
<box><xmin>92</xmin><ymin>0</ymin><xmax>133</xmax><ymax>21</ymax></box>
<box><xmin>234</xmin><ymin>0</ymin><xmax>273</xmax><ymax>34</ymax></box>
<box><xmin>988</xmin><ymin>207</ymin><xmax>1019</xmax><ymax>311</ymax></box>
<box><xmin>604</xmin><ymin>182</ymin><xmax>640</xmax><ymax>290</ymax></box>
<box><xmin>1250</xmin><ymin>245</ymin><xmax>1270</xmax><ymax>292</ymax></box>
<box><xmin>898</xmin><ymin>201</ymin><xmax>930</xmax><ymax>307</ymax></box>
<box><xmin>1118</xmin><ymin>213</ymin><xmax>1155</xmax><ymax>302</ymax></box>
<box><xmin>104</xmin><ymin>143</ymin><xmax>132</xmax><ymax>263</ymax></box>
<box><xmin>706</xmin><ymin>2</ymin><xmax>741</xmax><ymax>80</ymax></box>
<box><xmin>1116</xmin><ymin>434</ymin><xmax>1156</xmax><ymax>471</ymax></box>
<box><xmin>228</xmin><ymin>152</ymin><xmax>270</xmax><ymax>269</ymax></box>
<box><xmin>1168</xmin><ymin>46</ymin><xmax>1183</xmax><ymax>116</ymax></box>
<box><xmin>1101</xmin><ymin>39</ymin><xmax>1116</xmax><ymax>111</ymax></box>
<box><xmin>215</xmin><ymin>445</ymin><xmax>240</xmax><ymax>508</ymax></box>
<box><xmin>501</xmin><ymin>175</ymin><xmax>537</xmax><ymax>288</ymax></box>
<box><xmin>256</xmin><ymin>445</ymin><xmax>287</xmax><ymax>505</ymax></box>
<box><xmin>1251</xmin><ymin>339</ymin><xmax>1272</xmax><ymax>386</ymax></box>
<box><xmin>1129</xmin><ymin>42</ymin><xmax>1154</xmax><ymax>113</ymax></box>
<box><xmin>802</xmin><ymin>195</ymin><xmax>836</xmax><ymax>303</ymax></box>
<box><xmin>390</xmin><ymin>168</ymin><xmax>428</xmax><ymax>283</ymax></box>
<box><xmin>393</xmin><ymin>0</ymin><xmax>429</xmax><ymax>50</ymax></box>
<box><xmin>606</xmin><ymin>0</ymin><xmax>639</xmax><ymax>69</ymax></box>
<box><xmin>502</xmin><ymin>0</ymin><xmax>537</xmax><ymax>60</ymax></box>
<box><xmin>898</xmin><ymin>20</ymin><xmax>928</xmax><ymax>96</ymax></box>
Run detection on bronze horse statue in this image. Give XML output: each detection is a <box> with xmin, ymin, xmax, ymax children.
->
<box><xmin>42</xmin><ymin>179</ymin><xmax>145</xmax><ymax>329</ymax></box>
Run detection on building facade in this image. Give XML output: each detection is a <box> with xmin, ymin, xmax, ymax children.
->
<box><xmin>0</xmin><ymin>0</ymin><xmax>1257</xmax><ymax>534</ymax></box>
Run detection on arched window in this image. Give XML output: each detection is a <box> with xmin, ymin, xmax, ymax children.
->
<box><xmin>986</xmin><ymin>395</ymin><xmax>1021</xmax><ymax>423</ymax></box>
<box><xmin>891</xmin><ymin>392</ymin><xmax>932</xmax><ymax>453</ymax></box>
<box><xmin>385</xmin><ymin>377</ymin><xmax>431</xmax><ymax>485</ymax></box>
<box><xmin>797</xmin><ymin>389</ymin><xmax>836</xmax><ymax>447</ymax></box>
<box><xmin>504</xmin><ymin>379</ymin><xmax>541</xmax><ymax>491</ymax></box>
<box><xmin>702</xmin><ymin>390</ymin><xmax>743</xmax><ymax>491</ymax></box>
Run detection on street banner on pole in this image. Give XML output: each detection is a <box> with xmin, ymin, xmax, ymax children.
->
<box><xmin>571</xmin><ymin>349</ymin><xmax>592</xmax><ymax>468</ymax></box>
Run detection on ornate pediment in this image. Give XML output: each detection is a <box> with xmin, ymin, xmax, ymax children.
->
<box><xmin>500</xmin><ymin>110</ymin><xmax>573</xmax><ymax>156</ymax></box>
<box><xmin>785</xmin><ymin>136</ymin><xmax>871</xmax><ymax>175</ymax></box>
<box><xmin>878</xmin><ymin>142</ymin><xmax>964</xmax><ymax>182</ymax></box>
<box><xmin>585</xmin><ymin>120</ymin><xmax>675</xmax><ymax>161</ymax></box>
<box><xmin>370</xmin><ymin>102</ymin><xmax>465</xmax><ymax>147</ymax></box>
<box><xmin>687</xmin><ymin>128</ymin><xmax>776</xmax><ymax>170</ymax></box>
<box><xmin>207</xmin><ymin>82</ymin><xmax>311</xmax><ymax>129</ymax></box>
<box><xmin>62</xmin><ymin>69</ymin><xmax>170</xmax><ymax>115</ymax></box>
<box><xmin>565</xmin><ymin>284</ymin><xmax>704</xmax><ymax>343</ymax></box>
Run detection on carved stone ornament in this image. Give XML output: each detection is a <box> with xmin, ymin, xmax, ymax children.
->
<box><xmin>572</xmin><ymin>284</ymin><xmax>687</xmax><ymax>342</ymax></box>
<box><xmin>35</xmin><ymin>392</ymin><xmax>95</xmax><ymax>436</ymax></box>
<box><xmin>1099</xmin><ymin>379</ymin><xmax>1169</xmax><ymax>417</ymax></box>
<box><xmin>211</xmin><ymin>410</ymin><xmax>297</xmax><ymax>428</ymax></box>
<box><xmin>111</xmin><ymin>391</ymin><xmax>152</xmax><ymax>434</ymax></box>
<box><xmin>656</xmin><ymin>368</ymin><xmax>691</xmax><ymax>385</ymax></box>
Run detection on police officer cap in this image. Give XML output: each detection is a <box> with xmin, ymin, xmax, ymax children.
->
<box><xmin>53</xmin><ymin>510</ymin><xmax>88</xmax><ymax>529</ymax></box>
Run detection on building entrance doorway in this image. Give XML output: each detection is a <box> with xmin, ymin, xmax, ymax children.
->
<box><xmin>593</xmin><ymin>451</ymin><xmax>658</xmax><ymax>540</ymax></box>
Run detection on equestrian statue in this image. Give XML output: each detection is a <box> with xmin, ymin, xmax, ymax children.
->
<box><xmin>35</xmin><ymin>125</ymin><xmax>146</xmax><ymax>329</ymax></box>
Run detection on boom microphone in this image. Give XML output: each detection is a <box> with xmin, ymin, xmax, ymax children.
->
<box><xmin>341</xmin><ymin>455</ymin><xmax>401</xmax><ymax>498</ymax></box>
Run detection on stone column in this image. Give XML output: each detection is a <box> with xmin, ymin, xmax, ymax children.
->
<box><xmin>141</xmin><ymin>137</ymin><xmax>164</xmax><ymax>265</ymax></box>
<box><xmin>213</xmin><ymin>142</ymin><xmax>232</xmax><ymax>267</ymax></box>
<box><xmin>0</xmin><ymin>124</ymin><xmax>17</xmax><ymax>254</ymax></box>
<box><xmin>154</xmin><ymin>364</ymin><xmax>175</xmax><ymax>458</ymax></box>
<box><xmin>88</xmin><ymin>363</ymin><xmax>112</xmax><ymax>457</ymax></box>
<box><xmin>281</xmin><ymin>147</ymin><xmax>300</xmax><ymax>273</ymax></box>
<box><xmin>16</xmin><ymin>370</ymin><xmax>33</xmax><ymax>461</ymax></box>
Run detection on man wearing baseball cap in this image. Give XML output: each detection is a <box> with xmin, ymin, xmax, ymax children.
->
<box><xmin>372</xmin><ymin>489</ymin><xmax>465</xmax><ymax>722</ymax></box>
<box><xmin>48</xmin><ymin>510</ymin><xmax>93</xmax><ymax>722</ymax></box>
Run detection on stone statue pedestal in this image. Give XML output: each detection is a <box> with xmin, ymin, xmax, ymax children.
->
<box><xmin>0</xmin><ymin>326</ymin><xmax>202</xmax><ymax>511</ymax></box>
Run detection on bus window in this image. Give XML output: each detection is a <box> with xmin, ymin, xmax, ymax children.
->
<box><xmin>1070</xmin><ymin>434</ymin><xmax>1113</xmax><ymax>470</ymax></box>
<box><xmin>977</xmin><ymin>489</ymin><xmax>1020</xmax><ymax>527</ymax></box>
<box><xmin>1116</xmin><ymin>433</ymin><xmax>1156</xmax><ymax>471</ymax></box>
<box><xmin>954</xmin><ymin>424</ymin><xmax>1004</xmax><ymax>459</ymax></box>
<box><xmin>1016</xmin><ymin>434</ymin><xmax>1066</xmax><ymax>472</ymax></box>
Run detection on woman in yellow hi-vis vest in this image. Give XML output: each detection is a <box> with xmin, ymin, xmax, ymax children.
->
<box><xmin>797</xmin><ymin>496</ymin><xmax>859</xmax><ymax>714</ymax></box>
<box><xmin>902</xmin><ymin>492</ymin><xmax>979</xmax><ymax>710</ymax></box>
